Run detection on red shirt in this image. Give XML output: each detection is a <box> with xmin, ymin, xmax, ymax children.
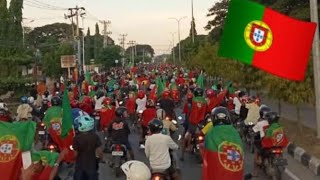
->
<box><xmin>190</xmin><ymin>101</ymin><xmax>207</xmax><ymax>125</ymax></box>
<box><xmin>141</xmin><ymin>108</ymin><xmax>157</xmax><ymax>127</ymax></box>
<box><xmin>126</xmin><ymin>98</ymin><xmax>136</xmax><ymax>114</ymax></box>
<box><xmin>79</xmin><ymin>103</ymin><xmax>94</xmax><ymax>114</ymax></box>
<box><xmin>206</xmin><ymin>90</ymin><xmax>227</xmax><ymax>113</ymax></box>
<box><xmin>100</xmin><ymin>107</ymin><xmax>116</xmax><ymax>130</ymax></box>
<box><xmin>176</xmin><ymin>77</ymin><xmax>185</xmax><ymax>86</ymax></box>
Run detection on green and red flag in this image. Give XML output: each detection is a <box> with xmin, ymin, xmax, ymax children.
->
<box><xmin>61</xmin><ymin>90</ymin><xmax>75</xmax><ymax>162</ymax></box>
<box><xmin>0</xmin><ymin>121</ymin><xmax>36</xmax><ymax>180</ymax></box>
<box><xmin>31</xmin><ymin>151</ymin><xmax>59</xmax><ymax>167</ymax></box>
<box><xmin>219</xmin><ymin>0</ymin><xmax>317</xmax><ymax>81</ymax></box>
<box><xmin>156</xmin><ymin>77</ymin><xmax>165</xmax><ymax>98</ymax></box>
<box><xmin>203</xmin><ymin>125</ymin><xmax>244</xmax><ymax>180</ymax></box>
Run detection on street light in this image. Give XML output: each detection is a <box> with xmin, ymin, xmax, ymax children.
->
<box><xmin>169</xmin><ymin>32</ymin><xmax>177</xmax><ymax>64</ymax></box>
<box><xmin>169</xmin><ymin>16</ymin><xmax>187</xmax><ymax>63</ymax></box>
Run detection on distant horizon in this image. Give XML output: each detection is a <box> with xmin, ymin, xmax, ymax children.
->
<box><xmin>20</xmin><ymin>0</ymin><xmax>217</xmax><ymax>55</ymax></box>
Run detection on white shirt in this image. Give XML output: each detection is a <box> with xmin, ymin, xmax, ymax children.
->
<box><xmin>244</xmin><ymin>103</ymin><xmax>260</xmax><ymax>125</ymax></box>
<box><xmin>253</xmin><ymin>120</ymin><xmax>269</xmax><ymax>138</ymax></box>
<box><xmin>136</xmin><ymin>95</ymin><xmax>147</xmax><ymax>113</ymax></box>
<box><xmin>233</xmin><ymin>97</ymin><xmax>242</xmax><ymax>115</ymax></box>
<box><xmin>145</xmin><ymin>133</ymin><xmax>179</xmax><ymax>170</ymax></box>
<box><xmin>94</xmin><ymin>96</ymin><xmax>105</xmax><ymax>110</ymax></box>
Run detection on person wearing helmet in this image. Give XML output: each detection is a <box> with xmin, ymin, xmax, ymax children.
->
<box><xmin>158</xmin><ymin>90</ymin><xmax>175</xmax><ymax>119</ymax></box>
<box><xmin>73</xmin><ymin>115</ymin><xmax>103</xmax><ymax>180</ymax></box>
<box><xmin>121</xmin><ymin>160</ymin><xmax>151</xmax><ymax>180</ymax></box>
<box><xmin>184</xmin><ymin>88</ymin><xmax>207</xmax><ymax>152</ymax></box>
<box><xmin>202</xmin><ymin>107</ymin><xmax>243</xmax><ymax>180</ymax></box>
<box><xmin>78</xmin><ymin>96</ymin><xmax>94</xmax><ymax>115</ymax></box>
<box><xmin>108</xmin><ymin>107</ymin><xmax>134</xmax><ymax>160</ymax></box>
<box><xmin>261</xmin><ymin>112</ymin><xmax>288</xmax><ymax>149</ymax></box>
<box><xmin>126</xmin><ymin>92</ymin><xmax>137</xmax><ymax>127</ymax></box>
<box><xmin>145</xmin><ymin>119</ymin><xmax>179</xmax><ymax>179</ymax></box>
<box><xmin>243</xmin><ymin>96</ymin><xmax>260</xmax><ymax>125</ymax></box>
<box><xmin>136</xmin><ymin>90</ymin><xmax>147</xmax><ymax>113</ymax></box>
<box><xmin>16</xmin><ymin>96</ymin><xmax>33</xmax><ymax>121</ymax></box>
<box><xmin>100</xmin><ymin>97</ymin><xmax>116</xmax><ymax>131</ymax></box>
<box><xmin>206</xmin><ymin>88</ymin><xmax>228</xmax><ymax>114</ymax></box>
<box><xmin>140</xmin><ymin>99</ymin><xmax>157</xmax><ymax>148</ymax></box>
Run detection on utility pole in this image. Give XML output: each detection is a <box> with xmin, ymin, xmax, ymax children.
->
<box><xmin>142</xmin><ymin>48</ymin><xmax>145</xmax><ymax>64</ymax></box>
<box><xmin>66</xmin><ymin>6</ymin><xmax>85</xmax><ymax>73</ymax></box>
<box><xmin>99</xmin><ymin>20</ymin><xmax>111</xmax><ymax>48</ymax></box>
<box><xmin>310</xmin><ymin>0</ymin><xmax>320</xmax><ymax>138</ymax></box>
<box><xmin>191</xmin><ymin>0</ymin><xmax>195</xmax><ymax>43</ymax></box>
<box><xmin>128</xmin><ymin>41</ymin><xmax>136</xmax><ymax>65</ymax></box>
<box><xmin>119</xmin><ymin>34</ymin><xmax>127</xmax><ymax>67</ymax></box>
<box><xmin>80</xmin><ymin>12</ymin><xmax>86</xmax><ymax>73</ymax></box>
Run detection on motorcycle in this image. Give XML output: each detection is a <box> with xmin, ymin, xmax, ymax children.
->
<box><xmin>261</xmin><ymin>146</ymin><xmax>288</xmax><ymax>180</ymax></box>
<box><xmin>109</xmin><ymin>143</ymin><xmax>128</xmax><ymax>177</ymax></box>
<box><xmin>191</xmin><ymin>132</ymin><xmax>204</xmax><ymax>163</ymax></box>
<box><xmin>37</xmin><ymin>121</ymin><xmax>47</xmax><ymax>143</ymax></box>
<box><xmin>243</xmin><ymin>122</ymin><xmax>256</xmax><ymax>153</ymax></box>
<box><xmin>92</xmin><ymin>110</ymin><xmax>101</xmax><ymax>131</ymax></box>
<box><xmin>151</xmin><ymin>172</ymin><xmax>168</xmax><ymax>180</ymax></box>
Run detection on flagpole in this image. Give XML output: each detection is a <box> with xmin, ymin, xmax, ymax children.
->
<box><xmin>310</xmin><ymin>0</ymin><xmax>320</xmax><ymax>138</ymax></box>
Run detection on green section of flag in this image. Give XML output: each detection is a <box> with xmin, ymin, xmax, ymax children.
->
<box><xmin>61</xmin><ymin>90</ymin><xmax>73</xmax><ymax>138</ymax></box>
<box><xmin>266</xmin><ymin>123</ymin><xmax>283</xmax><ymax>137</ymax></box>
<box><xmin>85</xmin><ymin>72</ymin><xmax>93</xmax><ymax>85</ymax></box>
<box><xmin>156</xmin><ymin>77</ymin><xmax>165</xmax><ymax>98</ymax></box>
<box><xmin>193</xmin><ymin>96</ymin><xmax>207</xmax><ymax>104</ymax></box>
<box><xmin>218</xmin><ymin>0</ymin><xmax>265</xmax><ymax>64</ymax></box>
<box><xmin>0</xmin><ymin>121</ymin><xmax>36</xmax><ymax>151</ymax></box>
<box><xmin>43</xmin><ymin>106</ymin><xmax>63</xmax><ymax>128</ymax></box>
<box><xmin>31</xmin><ymin>151</ymin><xmax>59</xmax><ymax>167</ymax></box>
<box><xmin>205</xmin><ymin>125</ymin><xmax>243</xmax><ymax>152</ymax></box>
<box><xmin>196</xmin><ymin>74</ymin><xmax>204</xmax><ymax>89</ymax></box>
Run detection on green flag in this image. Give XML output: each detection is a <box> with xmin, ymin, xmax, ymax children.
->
<box><xmin>85</xmin><ymin>72</ymin><xmax>93</xmax><ymax>85</ymax></box>
<box><xmin>156</xmin><ymin>77</ymin><xmax>165</xmax><ymax>98</ymax></box>
<box><xmin>0</xmin><ymin>121</ymin><xmax>36</xmax><ymax>180</ymax></box>
<box><xmin>31</xmin><ymin>151</ymin><xmax>59</xmax><ymax>167</ymax></box>
<box><xmin>61</xmin><ymin>90</ymin><xmax>73</xmax><ymax>138</ymax></box>
<box><xmin>196</xmin><ymin>74</ymin><xmax>204</xmax><ymax>89</ymax></box>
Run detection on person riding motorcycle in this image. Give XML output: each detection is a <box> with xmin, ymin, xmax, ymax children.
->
<box><xmin>202</xmin><ymin>107</ymin><xmax>244</xmax><ymax>180</ymax></box>
<box><xmin>94</xmin><ymin>91</ymin><xmax>105</xmax><ymax>111</ymax></box>
<box><xmin>100</xmin><ymin>97</ymin><xmax>116</xmax><ymax>131</ymax></box>
<box><xmin>136</xmin><ymin>90</ymin><xmax>147</xmax><ymax>113</ymax></box>
<box><xmin>108</xmin><ymin>107</ymin><xmax>134</xmax><ymax>160</ymax></box>
<box><xmin>73</xmin><ymin>115</ymin><xmax>103</xmax><ymax>180</ymax></box>
<box><xmin>140</xmin><ymin>99</ymin><xmax>157</xmax><ymax>148</ymax></box>
<box><xmin>158</xmin><ymin>90</ymin><xmax>175</xmax><ymax>119</ymax></box>
<box><xmin>145</xmin><ymin>119</ymin><xmax>179</xmax><ymax>180</ymax></box>
<box><xmin>16</xmin><ymin>96</ymin><xmax>33</xmax><ymax>121</ymax></box>
<box><xmin>121</xmin><ymin>160</ymin><xmax>151</xmax><ymax>180</ymax></box>
<box><xmin>79</xmin><ymin>96</ymin><xmax>94</xmax><ymax>115</ymax></box>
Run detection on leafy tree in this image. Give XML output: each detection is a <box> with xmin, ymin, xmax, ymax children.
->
<box><xmin>0</xmin><ymin>0</ymin><xmax>9</xmax><ymax>43</ymax></box>
<box><xmin>97</xmin><ymin>45</ymin><xmax>122</xmax><ymax>69</ymax></box>
<box><xmin>205</xmin><ymin>0</ymin><xmax>229</xmax><ymax>31</ymax></box>
<box><xmin>8</xmin><ymin>0</ymin><xmax>23</xmax><ymax>46</ymax></box>
<box><xmin>189</xmin><ymin>18</ymin><xmax>197</xmax><ymax>38</ymax></box>
<box><xmin>42</xmin><ymin>42</ymin><xmax>74</xmax><ymax>78</ymax></box>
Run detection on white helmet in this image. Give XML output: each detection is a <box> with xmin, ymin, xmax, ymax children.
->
<box><xmin>121</xmin><ymin>160</ymin><xmax>151</xmax><ymax>180</ymax></box>
<box><xmin>28</xmin><ymin>96</ymin><xmax>35</xmax><ymax>104</ymax></box>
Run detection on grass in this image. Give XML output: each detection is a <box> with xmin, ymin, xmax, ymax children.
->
<box><xmin>281</xmin><ymin>118</ymin><xmax>320</xmax><ymax>159</ymax></box>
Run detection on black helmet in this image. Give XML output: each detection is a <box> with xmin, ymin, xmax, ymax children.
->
<box><xmin>211</xmin><ymin>106</ymin><xmax>231</xmax><ymax>126</ymax></box>
<box><xmin>44</xmin><ymin>91</ymin><xmax>49</xmax><ymax>97</ymax></box>
<box><xmin>115</xmin><ymin>107</ymin><xmax>128</xmax><ymax>118</ymax></box>
<box><xmin>96</xmin><ymin>91</ymin><xmax>104</xmax><ymax>99</ymax></box>
<box><xmin>51</xmin><ymin>96</ymin><xmax>62</xmax><ymax>106</ymax></box>
<box><xmin>148</xmin><ymin>119</ymin><xmax>163</xmax><ymax>134</ymax></box>
<box><xmin>193</xmin><ymin>88</ymin><xmax>204</xmax><ymax>97</ymax></box>
<box><xmin>129</xmin><ymin>85</ymin><xmax>137</xmax><ymax>92</ymax></box>
<box><xmin>264</xmin><ymin>111</ymin><xmax>279</xmax><ymax>124</ymax></box>
<box><xmin>259</xmin><ymin>105</ymin><xmax>271</xmax><ymax>119</ymax></box>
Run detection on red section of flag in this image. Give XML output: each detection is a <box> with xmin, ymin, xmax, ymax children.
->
<box><xmin>252</xmin><ymin>8</ymin><xmax>317</xmax><ymax>81</ymax></box>
<box><xmin>202</xmin><ymin>149</ymin><xmax>243</xmax><ymax>180</ymax></box>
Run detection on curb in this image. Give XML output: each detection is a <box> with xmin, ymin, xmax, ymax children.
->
<box><xmin>287</xmin><ymin>142</ymin><xmax>320</xmax><ymax>176</ymax></box>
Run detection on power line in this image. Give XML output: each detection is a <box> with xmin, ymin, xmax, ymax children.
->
<box><xmin>25</xmin><ymin>0</ymin><xmax>67</xmax><ymax>10</ymax></box>
<box><xmin>24</xmin><ymin>0</ymin><xmax>67</xmax><ymax>10</ymax></box>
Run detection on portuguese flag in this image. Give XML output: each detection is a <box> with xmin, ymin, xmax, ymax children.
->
<box><xmin>0</xmin><ymin>121</ymin><xmax>36</xmax><ymax>180</ymax></box>
<box><xmin>189</xmin><ymin>96</ymin><xmax>207</xmax><ymax>125</ymax></box>
<box><xmin>203</xmin><ymin>125</ymin><xmax>244</xmax><ymax>180</ymax></box>
<box><xmin>219</xmin><ymin>0</ymin><xmax>317</xmax><ymax>81</ymax></box>
<box><xmin>31</xmin><ymin>151</ymin><xmax>59</xmax><ymax>166</ymax></box>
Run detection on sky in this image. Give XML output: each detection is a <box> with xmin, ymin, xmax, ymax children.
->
<box><xmin>20</xmin><ymin>0</ymin><xmax>216</xmax><ymax>55</ymax></box>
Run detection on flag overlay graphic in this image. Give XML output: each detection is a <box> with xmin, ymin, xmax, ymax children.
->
<box><xmin>219</xmin><ymin>0</ymin><xmax>317</xmax><ymax>81</ymax></box>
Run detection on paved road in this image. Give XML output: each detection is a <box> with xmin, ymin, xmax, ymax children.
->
<box><xmin>58</xmin><ymin>109</ymin><xmax>319</xmax><ymax>180</ymax></box>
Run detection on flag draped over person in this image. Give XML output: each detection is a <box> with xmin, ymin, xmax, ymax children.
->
<box><xmin>202</xmin><ymin>125</ymin><xmax>244</xmax><ymax>180</ymax></box>
<box><xmin>0</xmin><ymin>121</ymin><xmax>36</xmax><ymax>180</ymax></box>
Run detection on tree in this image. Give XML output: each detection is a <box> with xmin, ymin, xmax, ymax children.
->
<box><xmin>205</xmin><ymin>0</ymin><xmax>229</xmax><ymax>31</ymax></box>
<box><xmin>97</xmin><ymin>45</ymin><xmax>122</xmax><ymax>69</ymax></box>
<box><xmin>42</xmin><ymin>42</ymin><xmax>74</xmax><ymax>78</ymax></box>
<box><xmin>8</xmin><ymin>0</ymin><xmax>23</xmax><ymax>47</ymax></box>
<box><xmin>0</xmin><ymin>0</ymin><xmax>9</xmax><ymax>43</ymax></box>
<box><xmin>189</xmin><ymin>18</ymin><xmax>197</xmax><ymax>38</ymax></box>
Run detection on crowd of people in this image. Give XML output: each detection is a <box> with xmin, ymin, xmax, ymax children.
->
<box><xmin>0</xmin><ymin>63</ymin><xmax>289</xmax><ymax>180</ymax></box>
